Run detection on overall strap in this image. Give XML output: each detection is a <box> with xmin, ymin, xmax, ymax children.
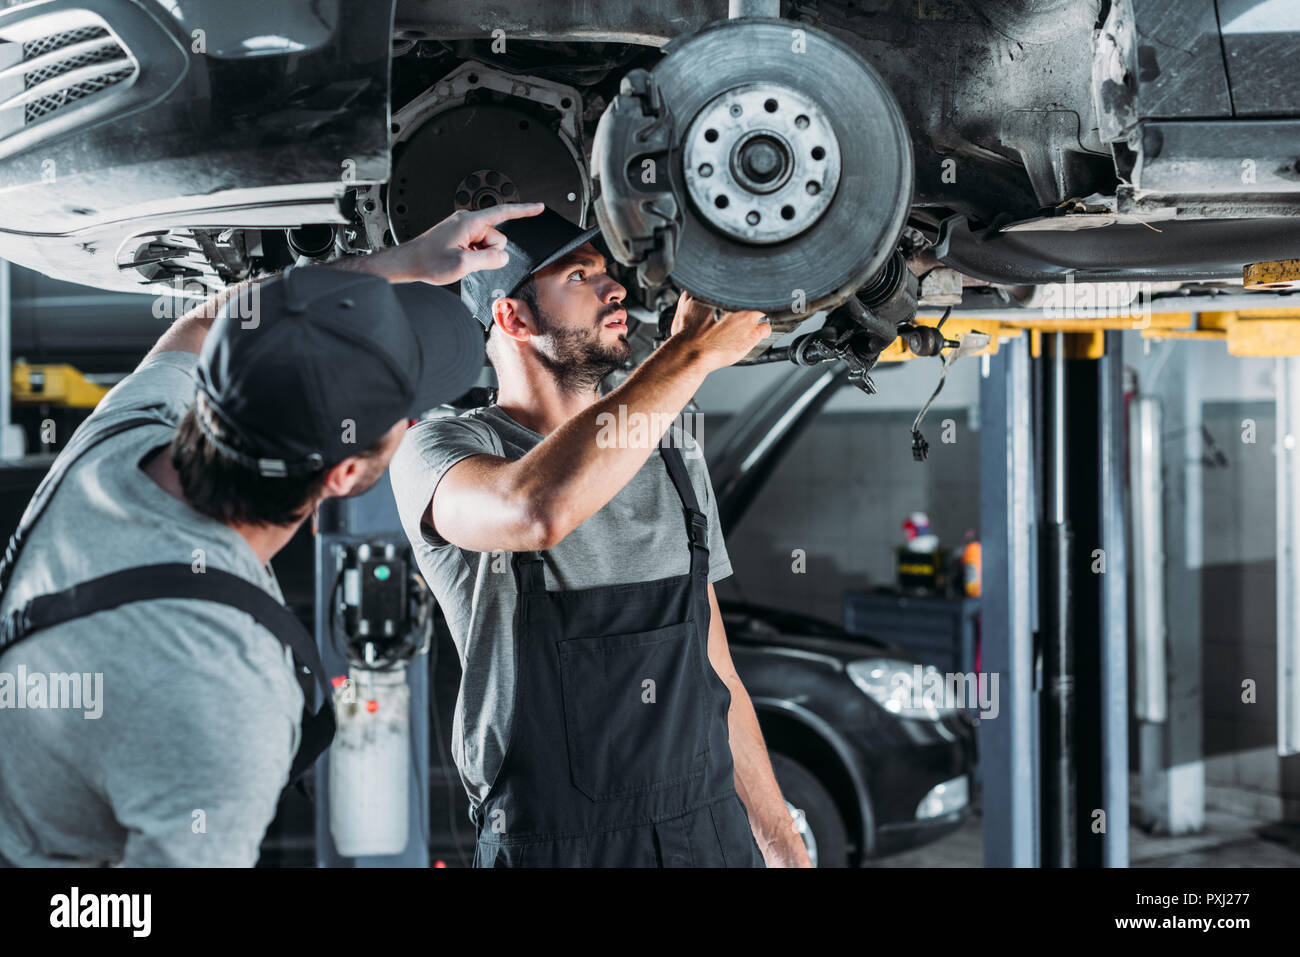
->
<box><xmin>0</xmin><ymin>563</ymin><xmax>335</xmax><ymax>784</ymax></box>
<box><xmin>510</xmin><ymin>440</ymin><xmax>712</xmax><ymax>595</ymax></box>
<box><xmin>659</xmin><ymin>443</ymin><xmax>710</xmax><ymax>570</ymax></box>
<box><xmin>513</xmin><ymin>550</ymin><xmax>547</xmax><ymax>594</ymax></box>
<box><xmin>0</xmin><ymin>405</ymin><xmax>173</xmax><ymax>595</ymax></box>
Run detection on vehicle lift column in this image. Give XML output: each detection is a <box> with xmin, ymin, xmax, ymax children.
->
<box><xmin>0</xmin><ymin>258</ymin><xmax>24</xmax><ymax>461</ymax></box>
<box><xmin>1037</xmin><ymin>333</ymin><xmax>1076</xmax><ymax>867</ymax></box>
<box><xmin>978</xmin><ymin>335</ymin><xmax>1038</xmax><ymax>865</ymax></box>
<box><xmin>312</xmin><ymin>476</ymin><xmax>431</xmax><ymax>867</ymax></box>
<box><xmin>1098</xmin><ymin>332</ymin><xmax>1131</xmax><ymax>867</ymax></box>
<box><xmin>980</xmin><ymin>331</ymin><xmax>1129</xmax><ymax>867</ymax></box>
<box><xmin>1275</xmin><ymin>356</ymin><xmax>1300</xmax><ymax>799</ymax></box>
<box><xmin>1041</xmin><ymin>332</ymin><xmax>1129</xmax><ymax>867</ymax></box>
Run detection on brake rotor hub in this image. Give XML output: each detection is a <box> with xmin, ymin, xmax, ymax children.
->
<box><xmin>684</xmin><ymin>83</ymin><xmax>840</xmax><ymax>244</ymax></box>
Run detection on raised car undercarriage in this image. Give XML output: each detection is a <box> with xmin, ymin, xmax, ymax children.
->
<box><xmin>0</xmin><ymin>0</ymin><xmax>1297</xmax><ymax>375</ymax></box>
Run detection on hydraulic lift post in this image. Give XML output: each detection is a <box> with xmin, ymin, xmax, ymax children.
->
<box><xmin>980</xmin><ymin>330</ymin><xmax>1129</xmax><ymax>867</ymax></box>
<box><xmin>1039</xmin><ymin>333</ymin><xmax>1076</xmax><ymax>867</ymax></box>
<box><xmin>313</xmin><ymin>477</ymin><xmax>431</xmax><ymax>867</ymax></box>
<box><xmin>1043</xmin><ymin>332</ymin><xmax>1130</xmax><ymax>867</ymax></box>
<box><xmin>1099</xmin><ymin>331</ymin><xmax>1131</xmax><ymax>867</ymax></box>
<box><xmin>978</xmin><ymin>334</ymin><xmax>1039</xmax><ymax>866</ymax></box>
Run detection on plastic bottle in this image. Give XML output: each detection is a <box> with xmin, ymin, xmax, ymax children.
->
<box><xmin>961</xmin><ymin>532</ymin><xmax>981</xmax><ymax>597</ymax></box>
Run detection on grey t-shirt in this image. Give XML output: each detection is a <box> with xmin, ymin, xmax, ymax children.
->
<box><xmin>0</xmin><ymin>350</ymin><xmax>302</xmax><ymax>867</ymax></box>
<box><xmin>389</xmin><ymin>404</ymin><xmax>732</xmax><ymax>810</ymax></box>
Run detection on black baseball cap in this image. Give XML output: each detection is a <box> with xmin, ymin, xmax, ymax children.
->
<box><xmin>460</xmin><ymin>208</ymin><xmax>602</xmax><ymax>329</ymax></box>
<box><xmin>195</xmin><ymin>264</ymin><xmax>484</xmax><ymax>477</ymax></box>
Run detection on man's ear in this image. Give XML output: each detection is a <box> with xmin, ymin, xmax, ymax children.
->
<box><xmin>493</xmin><ymin>296</ymin><xmax>535</xmax><ymax>343</ymax></box>
<box><xmin>321</xmin><ymin>457</ymin><xmax>364</xmax><ymax>498</ymax></box>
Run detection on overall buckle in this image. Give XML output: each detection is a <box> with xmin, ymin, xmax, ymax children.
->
<box><xmin>686</xmin><ymin>510</ymin><xmax>709</xmax><ymax>550</ymax></box>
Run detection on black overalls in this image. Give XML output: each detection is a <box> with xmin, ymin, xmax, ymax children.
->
<box><xmin>471</xmin><ymin>444</ymin><xmax>766</xmax><ymax>867</ymax></box>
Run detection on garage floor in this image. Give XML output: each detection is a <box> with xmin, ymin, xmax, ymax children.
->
<box><xmin>867</xmin><ymin>798</ymin><xmax>1300</xmax><ymax>868</ymax></box>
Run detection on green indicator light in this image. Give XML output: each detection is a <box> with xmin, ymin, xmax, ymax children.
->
<box><xmin>373</xmin><ymin>564</ymin><xmax>391</xmax><ymax>581</ymax></box>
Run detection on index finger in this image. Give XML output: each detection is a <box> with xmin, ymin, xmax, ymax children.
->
<box><xmin>465</xmin><ymin>202</ymin><xmax>545</xmax><ymax>228</ymax></box>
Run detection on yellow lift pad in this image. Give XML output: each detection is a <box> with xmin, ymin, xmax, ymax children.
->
<box><xmin>11</xmin><ymin>362</ymin><xmax>110</xmax><ymax>408</ymax></box>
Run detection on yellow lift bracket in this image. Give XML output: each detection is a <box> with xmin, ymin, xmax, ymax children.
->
<box><xmin>876</xmin><ymin>315</ymin><xmax>1017</xmax><ymax>363</ymax></box>
<box><xmin>1244</xmin><ymin>259</ymin><xmax>1300</xmax><ymax>291</ymax></box>
<box><xmin>875</xmin><ymin>311</ymin><xmax>1194</xmax><ymax>363</ymax></box>
<box><xmin>876</xmin><ymin>305</ymin><xmax>1300</xmax><ymax>362</ymax></box>
<box><xmin>11</xmin><ymin>361</ymin><xmax>110</xmax><ymax>408</ymax></box>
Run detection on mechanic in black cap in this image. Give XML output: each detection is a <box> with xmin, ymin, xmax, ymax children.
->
<box><xmin>390</xmin><ymin>207</ymin><xmax>813</xmax><ymax>867</ymax></box>
<box><xmin>0</xmin><ymin>203</ymin><xmax>542</xmax><ymax>867</ymax></box>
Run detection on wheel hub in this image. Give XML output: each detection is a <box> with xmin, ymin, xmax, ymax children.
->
<box><xmin>684</xmin><ymin>83</ymin><xmax>840</xmax><ymax>245</ymax></box>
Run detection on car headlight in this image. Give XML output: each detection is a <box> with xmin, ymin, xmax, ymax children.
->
<box><xmin>916</xmin><ymin>775</ymin><xmax>970</xmax><ymax>819</ymax></box>
<box><xmin>846</xmin><ymin>658</ymin><xmax>957</xmax><ymax>720</ymax></box>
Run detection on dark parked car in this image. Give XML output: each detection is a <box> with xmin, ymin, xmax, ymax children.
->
<box><xmin>724</xmin><ymin>599</ymin><xmax>975</xmax><ymax>867</ymax></box>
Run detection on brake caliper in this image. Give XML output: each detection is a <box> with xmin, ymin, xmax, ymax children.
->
<box><xmin>592</xmin><ymin>69</ymin><xmax>682</xmax><ymax>288</ymax></box>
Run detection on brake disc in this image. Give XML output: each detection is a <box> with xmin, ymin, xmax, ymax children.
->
<box><xmin>594</xmin><ymin>18</ymin><xmax>913</xmax><ymax>328</ymax></box>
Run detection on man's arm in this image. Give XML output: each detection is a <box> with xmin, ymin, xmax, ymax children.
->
<box><xmin>141</xmin><ymin>203</ymin><xmax>544</xmax><ymax>362</ymax></box>
<box><xmin>706</xmin><ymin>582</ymin><xmax>814</xmax><ymax>868</ymax></box>
<box><xmin>429</xmin><ymin>295</ymin><xmax>770</xmax><ymax>553</ymax></box>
